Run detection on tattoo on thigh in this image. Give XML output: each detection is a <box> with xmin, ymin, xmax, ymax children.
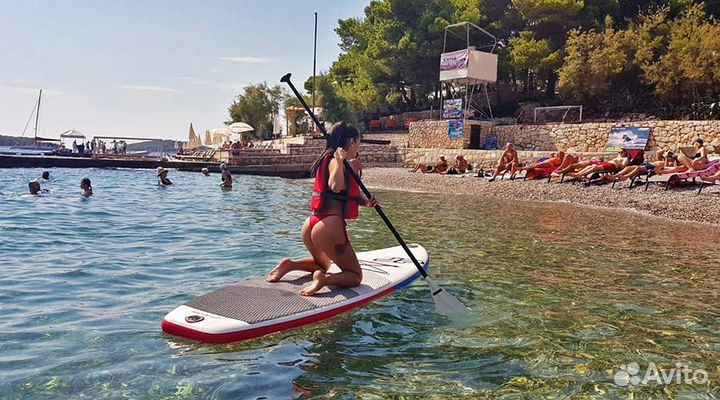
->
<box><xmin>334</xmin><ymin>243</ymin><xmax>347</xmax><ymax>255</ymax></box>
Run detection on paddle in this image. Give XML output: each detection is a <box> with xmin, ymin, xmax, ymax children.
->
<box><xmin>281</xmin><ymin>73</ymin><xmax>469</xmax><ymax>315</ymax></box>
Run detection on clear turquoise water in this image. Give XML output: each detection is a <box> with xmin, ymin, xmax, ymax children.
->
<box><xmin>1</xmin><ymin>168</ymin><xmax>719</xmax><ymax>399</ymax></box>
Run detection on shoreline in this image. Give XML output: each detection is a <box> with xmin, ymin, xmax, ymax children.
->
<box><xmin>362</xmin><ymin>168</ymin><xmax>720</xmax><ymax>226</ymax></box>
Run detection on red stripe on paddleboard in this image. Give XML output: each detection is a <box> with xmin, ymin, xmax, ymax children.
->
<box><xmin>161</xmin><ymin>287</ymin><xmax>395</xmax><ymax>344</ymax></box>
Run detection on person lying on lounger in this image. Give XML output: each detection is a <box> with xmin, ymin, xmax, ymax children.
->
<box><xmin>601</xmin><ymin>150</ymin><xmax>673</xmax><ymax>181</ymax></box>
<box><xmin>442</xmin><ymin>154</ymin><xmax>469</xmax><ymax>175</ymax></box>
<box><xmin>551</xmin><ymin>157</ymin><xmax>598</xmax><ymax>177</ymax></box>
<box><xmin>411</xmin><ymin>156</ymin><xmax>448</xmax><ymax>173</ymax></box>
<box><xmin>701</xmin><ymin>169</ymin><xmax>720</xmax><ymax>184</ymax></box>
<box><xmin>488</xmin><ymin>143</ymin><xmax>519</xmax><ymax>181</ymax></box>
<box><xmin>519</xmin><ymin>151</ymin><xmax>565</xmax><ymax>173</ymax></box>
<box><xmin>567</xmin><ymin>150</ymin><xmax>630</xmax><ymax>180</ymax></box>
<box><xmin>651</xmin><ymin>151</ymin><xmax>689</xmax><ymax>175</ymax></box>
<box><xmin>676</xmin><ymin>138</ymin><xmax>709</xmax><ymax>172</ymax></box>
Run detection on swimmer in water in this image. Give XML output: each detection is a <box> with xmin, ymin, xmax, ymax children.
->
<box><xmin>220</xmin><ymin>163</ymin><xmax>232</xmax><ymax>188</ymax></box>
<box><xmin>80</xmin><ymin>177</ymin><xmax>93</xmax><ymax>197</ymax></box>
<box><xmin>157</xmin><ymin>167</ymin><xmax>173</xmax><ymax>186</ymax></box>
<box><xmin>28</xmin><ymin>179</ymin><xmax>49</xmax><ymax>195</ymax></box>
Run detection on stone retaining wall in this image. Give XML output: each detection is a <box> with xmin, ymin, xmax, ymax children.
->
<box><xmin>362</xmin><ymin>132</ymin><xmax>410</xmax><ymax>147</ymax></box>
<box><xmin>410</xmin><ymin>119</ymin><xmax>720</xmax><ymax>153</ymax></box>
<box><xmin>408</xmin><ymin>120</ymin><xmax>494</xmax><ymax>149</ymax></box>
<box><xmin>220</xmin><ymin>136</ymin><xmax>403</xmax><ymax>167</ymax></box>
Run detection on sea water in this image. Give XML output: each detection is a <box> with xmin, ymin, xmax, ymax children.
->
<box><xmin>0</xmin><ymin>168</ymin><xmax>718</xmax><ymax>398</ymax></box>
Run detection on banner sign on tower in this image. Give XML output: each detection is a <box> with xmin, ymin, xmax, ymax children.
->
<box><xmin>440</xmin><ymin>49</ymin><xmax>469</xmax><ymax>71</ymax></box>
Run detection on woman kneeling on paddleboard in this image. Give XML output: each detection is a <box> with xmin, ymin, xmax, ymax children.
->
<box><xmin>267</xmin><ymin>122</ymin><xmax>378</xmax><ymax>296</ymax></box>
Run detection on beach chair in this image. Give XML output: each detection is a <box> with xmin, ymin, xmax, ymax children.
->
<box><xmin>519</xmin><ymin>157</ymin><xmax>551</xmax><ymax>180</ymax></box>
<box><xmin>386</xmin><ymin>117</ymin><xmax>398</xmax><ymax>130</ymax></box>
<box><xmin>608</xmin><ymin>149</ymin><xmax>648</xmax><ymax>188</ymax></box>
<box><xmin>697</xmin><ymin>177</ymin><xmax>719</xmax><ymax>194</ymax></box>
<box><xmin>645</xmin><ymin>159</ymin><xmax>720</xmax><ymax>191</ymax></box>
<box><xmin>403</xmin><ymin>117</ymin><xmax>419</xmax><ymax>130</ymax></box>
<box><xmin>586</xmin><ymin>149</ymin><xmax>644</xmax><ymax>186</ymax></box>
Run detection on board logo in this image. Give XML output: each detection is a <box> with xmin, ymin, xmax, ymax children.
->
<box><xmin>185</xmin><ymin>315</ymin><xmax>204</xmax><ymax>323</ymax></box>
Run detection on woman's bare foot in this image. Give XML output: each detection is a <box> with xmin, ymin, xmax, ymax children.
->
<box><xmin>299</xmin><ymin>270</ymin><xmax>328</xmax><ymax>296</ymax></box>
<box><xmin>267</xmin><ymin>258</ymin><xmax>293</xmax><ymax>282</ymax></box>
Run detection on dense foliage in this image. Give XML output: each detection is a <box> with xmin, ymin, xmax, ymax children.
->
<box><xmin>227</xmin><ymin>83</ymin><xmax>285</xmax><ymax>139</ymax></box>
<box><xmin>229</xmin><ymin>1</ymin><xmax>720</xmax><ymax>125</ymax></box>
<box><xmin>558</xmin><ymin>4</ymin><xmax>720</xmax><ymax>118</ymax></box>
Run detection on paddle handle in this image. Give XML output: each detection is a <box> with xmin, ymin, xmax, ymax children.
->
<box><xmin>281</xmin><ymin>73</ymin><xmax>428</xmax><ymax>279</ymax></box>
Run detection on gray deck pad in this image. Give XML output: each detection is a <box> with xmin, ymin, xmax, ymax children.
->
<box><xmin>186</xmin><ymin>269</ymin><xmax>391</xmax><ymax>325</ymax></box>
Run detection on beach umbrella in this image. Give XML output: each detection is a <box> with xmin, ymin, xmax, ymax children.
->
<box><xmin>228</xmin><ymin>122</ymin><xmax>254</xmax><ymax>133</ymax></box>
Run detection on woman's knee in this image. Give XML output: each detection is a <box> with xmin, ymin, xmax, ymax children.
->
<box><xmin>348</xmin><ymin>271</ymin><xmax>362</xmax><ymax>286</ymax></box>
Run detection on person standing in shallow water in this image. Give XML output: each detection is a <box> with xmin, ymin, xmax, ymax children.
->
<box><xmin>41</xmin><ymin>171</ymin><xmax>50</xmax><ymax>181</ymax></box>
<box><xmin>267</xmin><ymin>122</ymin><xmax>378</xmax><ymax>296</ymax></box>
<box><xmin>220</xmin><ymin>163</ymin><xmax>232</xmax><ymax>188</ymax></box>
<box><xmin>157</xmin><ymin>167</ymin><xmax>173</xmax><ymax>186</ymax></box>
<box><xmin>80</xmin><ymin>178</ymin><xmax>93</xmax><ymax>197</ymax></box>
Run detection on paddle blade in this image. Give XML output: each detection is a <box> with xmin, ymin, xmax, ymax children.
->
<box><xmin>426</xmin><ymin>277</ymin><xmax>470</xmax><ymax>316</ymax></box>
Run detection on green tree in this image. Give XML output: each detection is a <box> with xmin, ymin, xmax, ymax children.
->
<box><xmin>639</xmin><ymin>4</ymin><xmax>720</xmax><ymax>104</ymax></box>
<box><xmin>508</xmin><ymin>31</ymin><xmax>562</xmax><ymax>93</ymax></box>
<box><xmin>227</xmin><ymin>83</ymin><xmax>285</xmax><ymax>139</ymax></box>
<box><xmin>558</xmin><ymin>18</ymin><xmax>638</xmax><ymax>102</ymax></box>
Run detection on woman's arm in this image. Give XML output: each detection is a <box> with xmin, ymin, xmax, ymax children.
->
<box><xmin>327</xmin><ymin>150</ymin><xmax>347</xmax><ymax>192</ymax></box>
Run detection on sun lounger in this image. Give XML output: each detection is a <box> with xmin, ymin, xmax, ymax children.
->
<box><xmin>697</xmin><ymin>178</ymin><xmax>719</xmax><ymax>194</ymax></box>
<box><xmin>645</xmin><ymin>159</ymin><xmax>720</xmax><ymax>191</ymax></box>
<box><xmin>584</xmin><ymin>149</ymin><xmax>644</xmax><ymax>186</ymax></box>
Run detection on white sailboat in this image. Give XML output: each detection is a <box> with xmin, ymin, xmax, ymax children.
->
<box><xmin>10</xmin><ymin>90</ymin><xmax>61</xmax><ymax>154</ymax></box>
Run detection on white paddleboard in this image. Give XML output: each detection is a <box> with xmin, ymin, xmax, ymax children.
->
<box><xmin>162</xmin><ymin>244</ymin><xmax>429</xmax><ymax>343</ymax></box>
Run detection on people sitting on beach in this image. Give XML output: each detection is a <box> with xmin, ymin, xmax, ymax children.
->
<box><xmin>80</xmin><ymin>178</ymin><xmax>93</xmax><ymax>197</ymax></box>
<box><xmin>677</xmin><ymin>138</ymin><xmax>709</xmax><ymax>172</ymax></box>
<box><xmin>601</xmin><ymin>150</ymin><xmax>673</xmax><ymax>182</ymax></box>
<box><xmin>442</xmin><ymin>154</ymin><xmax>469</xmax><ymax>175</ymax></box>
<box><xmin>220</xmin><ymin>163</ymin><xmax>232</xmax><ymax>188</ymax></box>
<box><xmin>411</xmin><ymin>156</ymin><xmax>448</xmax><ymax>173</ymax></box>
<box><xmin>488</xmin><ymin>143</ymin><xmax>519</xmax><ymax>181</ymax></box>
<box><xmin>41</xmin><ymin>171</ymin><xmax>50</xmax><ymax>181</ymax></box>
<box><xmin>201</xmin><ymin>167</ymin><xmax>210</xmax><ymax>176</ymax></box>
<box><xmin>567</xmin><ymin>150</ymin><xmax>631</xmax><ymax>180</ymax></box>
<box><xmin>28</xmin><ymin>179</ymin><xmax>49</xmax><ymax>195</ymax></box>
<box><xmin>157</xmin><ymin>167</ymin><xmax>173</xmax><ymax>186</ymax></box>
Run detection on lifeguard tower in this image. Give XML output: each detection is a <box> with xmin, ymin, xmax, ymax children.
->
<box><xmin>405</xmin><ymin>22</ymin><xmax>499</xmax><ymax>150</ymax></box>
<box><xmin>439</xmin><ymin>22</ymin><xmax>498</xmax><ymax>121</ymax></box>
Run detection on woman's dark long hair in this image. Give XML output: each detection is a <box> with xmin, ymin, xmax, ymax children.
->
<box><xmin>310</xmin><ymin>122</ymin><xmax>360</xmax><ymax>177</ymax></box>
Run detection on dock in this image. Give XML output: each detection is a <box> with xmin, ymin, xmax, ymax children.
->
<box><xmin>0</xmin><ymin>136</ymin><xmax>403</xmax><ymax>179</ymax></box>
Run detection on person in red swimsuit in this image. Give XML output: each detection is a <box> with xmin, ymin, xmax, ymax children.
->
<box><xmin>267</xmin><ymin>122</ymin><xmax>378</xmax><ymax>296</ymax></box>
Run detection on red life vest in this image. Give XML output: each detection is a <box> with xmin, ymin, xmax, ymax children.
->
<box><xmin>311</xmin><ymin>153</ymin><xmax>361</xmax><ymax>220</ymax></box>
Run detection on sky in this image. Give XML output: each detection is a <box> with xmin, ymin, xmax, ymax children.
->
<box><xmin>0</xmin><ymin>0</ymin><xmax>367</xmax><ymax>140</ymax></box>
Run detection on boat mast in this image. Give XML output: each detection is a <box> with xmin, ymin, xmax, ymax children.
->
<box><xmin>34</xmin><ymin>89</ymin><xmax>42</xmax><ymax>140</ymax></box>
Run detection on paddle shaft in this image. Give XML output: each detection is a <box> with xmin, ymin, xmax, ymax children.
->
<box><xmin>281</xmin><ymin>73</ymin><xmax>428</xmax><ymax>279</ymax></box>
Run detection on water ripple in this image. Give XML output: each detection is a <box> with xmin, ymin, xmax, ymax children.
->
<box><xmin>1</xmin><ymin>168</ymin><xmax>719</xmax><ymax>398</ymax></box>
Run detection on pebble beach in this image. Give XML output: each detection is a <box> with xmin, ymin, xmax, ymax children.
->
<box><xmin>363</xmin><ymin>167</ymin><xmax>720</xmax><ymax>225</ymax></box>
